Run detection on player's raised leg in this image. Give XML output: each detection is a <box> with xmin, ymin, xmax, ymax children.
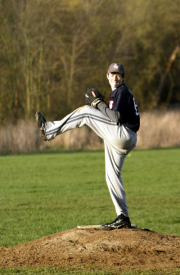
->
<box><xmin>35</xmin><ymin>106</ymin><xmax>119</xmax><ymax>143</ymax></box>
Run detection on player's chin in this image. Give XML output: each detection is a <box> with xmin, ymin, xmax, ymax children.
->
<box><xmin>112</xmin><ymin>83</ymin><xmax>120</xmax><ymax>89</ymax></box>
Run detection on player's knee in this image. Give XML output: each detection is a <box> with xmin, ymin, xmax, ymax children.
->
<box><xmin>76</xmin><ymin>105</ymin><xmax>92</xmax><ymax>114</ymax></box>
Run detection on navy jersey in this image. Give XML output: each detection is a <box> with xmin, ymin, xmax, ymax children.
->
<box><xmin>109</xmin><ymin>84</ymin><xmax>140</xmax><ymax>132</ymax></box>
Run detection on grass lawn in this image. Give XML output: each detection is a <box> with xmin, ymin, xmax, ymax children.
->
<box><xmin>0</xmin><ymin>148</ymin><xmax>180</xmax><ymax>274</ymax></box>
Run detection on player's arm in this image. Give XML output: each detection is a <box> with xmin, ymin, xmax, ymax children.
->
<box><xmin>97</xmin><ymin>102</ymin><xmax>122</xmax><ymax>124</ymax></box>
<box><xmin>85</xmin><ymin>88</ymin><xmax>122</xmax><ymax>124</ymax></box>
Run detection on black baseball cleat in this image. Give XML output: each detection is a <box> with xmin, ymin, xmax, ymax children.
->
<box><xmin>35</xmin><ymin>112</ymin><xmax>47</xmax><ymax>141</ymax></box>
<box><xmin>35</xmin><ymin>112</ymin><xmax>46</xmax><ymax>128</ymax></box>
<box><xmin>101</xmin><ymin>213</ymin><xmax>131</xmax><ymax>231</ymax></box>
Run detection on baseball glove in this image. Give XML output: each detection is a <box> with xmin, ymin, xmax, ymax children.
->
<box><xmin>85</xmin><ymin>88</ymin><xmax>104</xmax><ymax>109</ymax></box>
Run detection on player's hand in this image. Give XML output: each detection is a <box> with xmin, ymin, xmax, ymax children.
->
<box><xmin>85</xmin><ymin>88</ymin><xmax>104</xmax><ymax>109</ymax></box>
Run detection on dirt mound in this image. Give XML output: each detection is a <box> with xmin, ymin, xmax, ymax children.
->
<box><xmin>0</xmin><ymin>228</ymin><xmax>180</xmax><ymax>272</ymax></box>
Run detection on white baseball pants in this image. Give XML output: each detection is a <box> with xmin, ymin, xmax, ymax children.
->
<box><xmin>44</xmin><ymin>105</ymin><xmax>137</xmax><ymax>217</ymax></box>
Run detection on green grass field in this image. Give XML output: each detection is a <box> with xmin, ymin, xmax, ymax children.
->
<box><xmin>0</xmin><ymin>148</ymin><xmax>180</xmax><ymax>275</ymax></box>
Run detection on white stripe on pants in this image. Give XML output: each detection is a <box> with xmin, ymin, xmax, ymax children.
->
<box><xmin>44</xmin><ymin>105</ymin><xmax>137</xmax><ymax>217</ymax></box>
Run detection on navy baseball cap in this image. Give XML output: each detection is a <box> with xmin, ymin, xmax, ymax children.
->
<box><xmin>107</xmin><ymin>63</ymin><xmax>125</xmax><ymax>74</ymax></box>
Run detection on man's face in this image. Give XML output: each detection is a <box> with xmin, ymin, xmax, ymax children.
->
<box><xmin>107</xmin><ymin>73</ymin><xmax>124</xmax><ymax>90</ymax></box>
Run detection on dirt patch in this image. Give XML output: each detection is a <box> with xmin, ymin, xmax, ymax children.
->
<box><xmin>0</xmin><ymin>228</ymin><xmax>180</xmax><ymax>272</ymax></box>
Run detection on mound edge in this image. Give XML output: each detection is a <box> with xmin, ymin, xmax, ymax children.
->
<box><xmin>0</xmin><ymin>228</ymin><xmax>180</xmax><ymax>271</ymax></box>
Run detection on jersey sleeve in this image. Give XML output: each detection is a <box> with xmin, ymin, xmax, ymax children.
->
<box><xmin>110</xmin><ymin>86</ymin><xmax>127</xmax><ymax>113</ymax></box>
<box><xmin>98</xmin><ymin>102</ymin><xmax>122</xmax><ymax>124</ymax></box>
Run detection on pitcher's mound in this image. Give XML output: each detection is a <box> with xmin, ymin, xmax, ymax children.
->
<box><xmin>0</xmin><ymin>228</ymin><xmax>180</xmax><ymax>272</ymax></box>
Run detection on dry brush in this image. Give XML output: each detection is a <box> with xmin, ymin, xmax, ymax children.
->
<box><xmin>0</xmin><ymin>110</ymin><xmax>180</xmax><ymax>153</ymax></box>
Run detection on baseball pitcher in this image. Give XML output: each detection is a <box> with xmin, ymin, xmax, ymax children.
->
<box><xmin>35</xmin><ymin>62</ymin><xmax>140</xmax><ymax>230</ymax></box>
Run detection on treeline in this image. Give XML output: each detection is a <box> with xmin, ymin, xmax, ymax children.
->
<box><xmin>0</xmin><ymin>0</ymin><xmax>180</xmax><ymax>124</ymax></box>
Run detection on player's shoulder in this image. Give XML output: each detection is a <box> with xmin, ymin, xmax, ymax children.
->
<box><xmin>116</xmin><ymin>84</ymin><xmax>132</xmax><ymax>96</ymax></box>
<box><xmin>116</xmin><ymin>84</ymin><xmax>128</xmax><ymax>91</ymax></box>
<box><xmin>111</xmin><ymin>84</ymin><xmax>131</xmax><ymax>100</ymax></box>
